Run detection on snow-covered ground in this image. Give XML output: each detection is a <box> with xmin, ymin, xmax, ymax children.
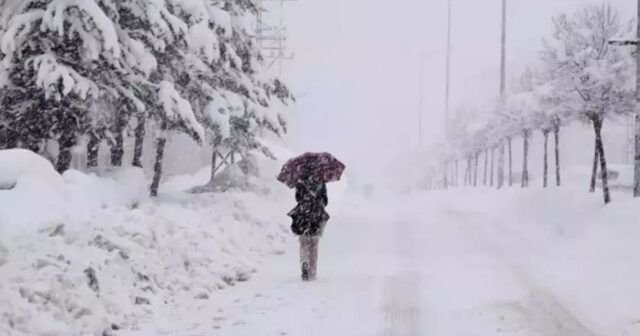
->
<box><xmin>162</xmin><ymin>183</ymin><xmax>636</xmax><ymax>336</ymax></box>
<box><xmin>2</xmin><ymin>152</ymin><xmax>639</xmax><ymax>336</ymax></box>
<box><xmin>0</xmin><ymin>147</ymin><xmax>298</xmax><ymax>336</ymax></box>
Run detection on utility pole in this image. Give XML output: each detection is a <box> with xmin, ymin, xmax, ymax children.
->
<box><xmin>444</xmin><ymin>0</ymin><xmax>452</xmax><ymax>139</ymax></box>
<box><xmin>256</xmin><ymin>0</ymin><xmax>297</xmax><ymax>75</ymax></box>
<box><xmin>418</xmin><ymin>52</ymin><xmax>434</xmax><ymax>146</ymax></box>
<box><xmin>497</xmin><ymin>0</ymin><xmax>507</xmax><ymax>189</ymax></box>
<box><xmin>419</xmin><ymin>55</ymin><xmax>425</xmax><ymax>146</ymax></box>
<box><xmin>609</xmin><ymin>0</ymin><xmax>640</xmax><ymax>197</ymax></box>
<box><xmin>441</xmin><ymin>0</ymin><xmax>453</xmax><ymax>189</ymax></box>
<box><xmin>635</xmin><ymin>0</ymin><xmax>640</xmax><ymax>197</ymax></box>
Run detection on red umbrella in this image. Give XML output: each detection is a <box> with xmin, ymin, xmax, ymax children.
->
<box><xmin>277</xmin><ymin>152</ymin><xmax>346</xmax><ymax>188</ymax></box>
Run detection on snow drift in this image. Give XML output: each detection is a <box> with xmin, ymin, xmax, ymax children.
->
<box><xmin>0</xmin><ymin>147</ymin><xmax>297</xmax><ymax>336</ymax></box>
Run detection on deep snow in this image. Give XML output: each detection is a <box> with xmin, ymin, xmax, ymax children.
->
<box><xmin>0</xmin><ymin>147</ymin><xmax>299</xmax><ymax>336</ymax></box>
<box><xmin>181</xmin><ymin>184</ymin><xmax>639</xmax><ymax>336</ymax></box>
<box><xmin>1</xmin><ymin>152</ymin><xmax>639</xmax><ymax>336</ymax></box>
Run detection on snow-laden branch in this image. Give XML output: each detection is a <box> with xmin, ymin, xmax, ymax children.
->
<box><xmin>189</xmin><ymin>21</ymin><xmax>220</xmax><ymax>64</ymax></box>
<box><xmin>41</xmin><ymin>0</ymin><xmax>121</xmax><ymax>58</ymax></box>
<box><xmin>28</xmin><ymin>54</ymin><xmax>98</xmax><ymax>100</ymax></box>
<box><xmin>204</xmin><ymin>91</ymin><xmax>231</xmax><ymax>139</ymax></box>
<box><xmin>0</xmin><ymin>10</ymin><xmax>43</xmax><ymax>57</ymax></box>
<box><xmin>207</xmin><ymin>5</ymin><xmax>232</xmax><ymax>39</ymax></box>
<box><xmin>158</xmin><ymin>80</ymin><xmax>205</xmax><ymax>143</ymax></box>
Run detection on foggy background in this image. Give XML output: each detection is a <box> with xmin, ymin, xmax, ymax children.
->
<box><xmin>280</xmin><ymin>0</ymin><xmax>635</xmax><ymax>188</ymax></box>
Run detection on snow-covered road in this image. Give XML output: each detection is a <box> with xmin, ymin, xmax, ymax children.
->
<box><xmin>138</xmin><ymin>191</ymin><xmax>612</xmax><ymax>336</ymax></box>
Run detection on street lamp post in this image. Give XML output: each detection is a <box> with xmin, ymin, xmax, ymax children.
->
<box><xmin>419</xmin><ymin>55</ymin><xmax>425</xmax><ymax>146</ymax></box>
<box><xmin>609</xmin><ymin>0</ymin><xmax>640</xmax><ymax>197</ymax></box>
<box><xmin>497</xmin><ymin>0</ymin><xmax>507</xmax><ymax>189</ymax></box>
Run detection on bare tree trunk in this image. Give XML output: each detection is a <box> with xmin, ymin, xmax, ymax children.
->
<box><xmin>483</xmin><ymin>149</ymin><xmax>488</xmax><ymax>185</ymax></box>
<box><xmin>554</xmin><ymin>125</ymin><xmax>561</xmax><ymax>186</ymax></box>
<box><xmin>473</xmin><ymin>152</ymin><xmax>479</xmax><ymax>186</ymax></box>
<box><xmin>111</xmin><ymin>132</ymin><xmax>124</xmax><ymax>166</ymax></box>
<box><xmin>593</xmin><ymin>118</ymin><xmax>611</xmax><ymax>204</ymax></box>
<box><xmin>87</xmin><ymin>132</ymin><xmax>100</xmax><ymax>168</ymax></box>
<box><xmin>463</xmin><ymin>158</ymin><xmax>468</xmax><ymax>186</ymax></box>
<box><xmin>210</xmin><ymin>150</ymin><xmax>218</xmax><ymax>183</ymax></box>
<box><xmin>543</xmin><ymin>130</ymin><xmax>549</xmax><ymax>188</ymax></box>
<box><xmin>462</xmin><ymin>160</ymin><xmax>465</xmax><ymax>187</ymax></box>
<box><xmin>468</xmin><ymin>157</ymin><xmax>472</xmax><ymax>186</ymax></box>
<box><xmin>454</xmin><ymin>160</ymin><xmax>458</xmax><ymax>187</ymax></box>
<box><xmin>110</xmin><ymin>110</ymin><xmax>126</xmax><ymax>166</ymax></box>
<box><xmin>497</xmin><ymin>140</ymin><xmax>505</xmax><ymax>189</ymax></box>
<box><xmin>589</xmin><ymin>138</ymin><xmax>599</xmax><ymax>193</ymax></box>
<box><xmin>443</xmin><ymin>165</ymin><xmax>448</xmax><ymax>189</ymax></box>
<box><xmin>490</xmin><ymin>147</ymin><xmax>495</xmax><ymax>187</ymax></box>
<box><xmin>150</xmin><ymin>123</ymin><xmax>168</xmax><ymax>197</ymax></box>
<box><xmin>522</xmin><ymin>130</ymin><xmax>529</xmax><ymax>188</ymax></box>
<box><xmin>56</xmin><ymin>132</ymin><xmax>75</xmax><ymax>173</ymax></box>
<box><xmin>508</xmin><ymin>137</ymin><xmax>513</xmax><ymax>186</ymax></box>
<box><xmin>132</xmin><ymin>112</ymin><xmax>145</xmax><ymax>168</ymax></box>
<box><xmin>449</xmin><ymin>160</ymin><xmax>454</xmax><ymax>187</ymax></box>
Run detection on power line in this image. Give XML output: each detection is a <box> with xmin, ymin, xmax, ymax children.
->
<box><xmin>256</xmin><ymin>0</ymin><xmax>297</xmax><ymax>75</ymax></box>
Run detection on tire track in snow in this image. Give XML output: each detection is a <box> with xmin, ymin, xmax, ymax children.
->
<box><xmin>380</xmin><ymin>276</ymin><xmax>421</xmax><ymax>336</ymax></box>
<box><xmin>378</xmin><ymin>219</ymin><xmax>423</xmax><ymax>336</ymax></box>
<box><xmin>442</xmin><ymin>208</ymin><xmax>599</xmax><ymax>336</ymax></box>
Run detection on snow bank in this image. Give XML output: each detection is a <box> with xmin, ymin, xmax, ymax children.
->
<box><xmin>423</xmin><ymin>176</ymin><xmax>640</xmax><ymax>336</ymax></box>
<box><xmin>0</xmin><ymin>149</ymin><xmax>292</xmax><ymax>336</ymax></box>
<box><xmin>0</xmin><ymin>149</ymin><xmax>65</xmax><ymax>237</ymax></box>
<box><xmin>0</xmin><ymin>148</ymin><xmax>62</xmax><ymax>189</ymax></box>
<box><xmin>63</xmin><ymin>167</ymin><xmax>148</xmax><ymax>215</ymax></box>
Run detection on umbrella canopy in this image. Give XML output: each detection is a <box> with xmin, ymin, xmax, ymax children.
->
<box><xmin>277</xmin><ymin>152</ymin><xmax>346</xmax><ymax>188</ymax></box>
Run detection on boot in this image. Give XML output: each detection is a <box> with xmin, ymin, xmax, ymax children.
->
<box><xmin>301</xmin><ymin>261</ymin><xmax>310</xmax><ymax>281</ymax></box>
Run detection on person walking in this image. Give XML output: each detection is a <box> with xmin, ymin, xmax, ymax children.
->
<box><xmin>277</xmin><ymin>152</ymin><xmax>345</xmax><ymax>282</ymax></box>
<box><xmin>288</xmin><ymin>166</ymin><xmax>329</xmax><ymax>281</ymax></box>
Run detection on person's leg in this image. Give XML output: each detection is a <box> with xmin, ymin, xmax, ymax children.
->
<box><xmin>309</xmin><ymin>236</ymin><xmax>319</xmax><ymax>280</ymax></box>
<box><xmin>299</xmin><ymin>236</ymin><xmax>311</xmax><ymax>280</ymax></box>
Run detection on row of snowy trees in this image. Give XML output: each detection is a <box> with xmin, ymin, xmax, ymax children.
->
<box><xmin>0</xmin><ymin>0</ymin><xmax>292</xmax><ymax>196</ymax></box>
<box><xmin>441</xmin><ymin>3</ymin><xmax>635</xmax><ymax>204</ymax></box>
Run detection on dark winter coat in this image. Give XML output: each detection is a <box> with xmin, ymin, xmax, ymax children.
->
<box><xmin>288</xmin><ymin>176</ymin><xmax>329</xmax><ymax>236</ymax></box>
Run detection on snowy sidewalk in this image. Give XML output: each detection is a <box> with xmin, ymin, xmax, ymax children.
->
<box><xmin>136</xmin><ymin>190</ymin><xmax>635</xmax><ymax>336</ymax></box>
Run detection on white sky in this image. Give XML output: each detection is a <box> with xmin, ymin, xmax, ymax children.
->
<box><xmin>274</xmin><ymin>0</ymin><xmax>635</xmax><ymax>181</ymax></box>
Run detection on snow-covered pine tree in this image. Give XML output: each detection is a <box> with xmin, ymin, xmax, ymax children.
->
<box><xmin>540</xmin><ymin>3</ymin><xmax>635</xmax><ymax>203</ymax></box>
<box><xmin>0</xmin><ymin>0</ymin><xmax>155</xmax><ymax>172</ymax></box>
<box><xmin>115</xmin><ymin>0</ymin><xmax>196</xmax><ymax>168</ymax></box>
<box><xmin>166</xmin><ymin>0</ymin><xmax>292</xmax><ymax>187</ymax></box>
<box><xmin>215</xmin><ymin>0</ymin><xmax>292</xmax><ymax>180</ymax></box>
<box><xmin>111</xmin><ymin>0</ymin><xmax>208</xmax><ymax>196</ymax></box>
